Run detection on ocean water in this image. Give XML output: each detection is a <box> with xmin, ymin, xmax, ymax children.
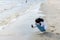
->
<box><xmin>0</xmin><ymin>0</ymin><xmax>46</xmax><ymax>26</ymax></box>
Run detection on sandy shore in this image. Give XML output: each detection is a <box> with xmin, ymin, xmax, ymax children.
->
<box><xmin>41</xmin><ymin>0</ymin><xmax>60</xmax><ymax>33</ymax></box>
<box><xmin>40</xmin><ymin>0</ymin><xmax>60</xmax><ymax>40</ymax></box>
<box><xmin>0</xmin><ymin>0</ymin><xmax>60</xmax><ymax>40</ymax></box>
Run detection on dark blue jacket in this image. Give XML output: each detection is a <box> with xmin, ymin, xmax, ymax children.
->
<box><xmin>36</xmin><ymin>23</ymin><xmax>46</xmax><ymax>32</ymax></box>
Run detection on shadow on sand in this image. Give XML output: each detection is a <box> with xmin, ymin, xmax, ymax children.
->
<box><xmin>37</xmin><ymin>32</ymin><xmax>60</xmax><ymax>40</ymax></box>
<box><xmin>28</xmin><ymin>32</ymin><xmax>60</xmax><ymax>40</ymax></box>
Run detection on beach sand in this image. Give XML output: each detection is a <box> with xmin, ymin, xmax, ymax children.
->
<box><xmin>37</xmin><ymin>0</ymin><xmax>60</xmax><ymax>40</ymax></box>
<box><xmin>0</xmin><ymin>0</ymin><xmax>60</xmax><ymax>40</ymax></box>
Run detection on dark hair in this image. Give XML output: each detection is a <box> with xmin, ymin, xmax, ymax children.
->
<box><xmin>35</xmin><ymin>18</ymin><xmax>44</xmax><ymax>23</ymax></box>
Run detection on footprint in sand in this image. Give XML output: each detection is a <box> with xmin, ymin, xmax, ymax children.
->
<box><xmin>56</xmin><ymin>33</ymin><xmax>60</xmax><ymax>35</ymax></box>
<box><xmin>50</xmin><ymin>26</ymin><xmax>55</xmax><ymax>28</ymax></box>
<box><xmin>51</xmin><ymin>29</ymin><xmax>56</xmax><ymax>32</ymax></box>
<box><xmin>50</xmin><ymin>26</ymin><xmax>56</xmax><ymax>32</ymax></box>
<box><xmin>51</xmin><ymin>30</ymin><xmax>54</xmax><ymax>32</ymax></box>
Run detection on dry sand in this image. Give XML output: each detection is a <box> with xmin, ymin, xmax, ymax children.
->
<box><xmin>37</xmin><ymin>0</ymin><xmax>60</xmax><ymax>40</ymax></box>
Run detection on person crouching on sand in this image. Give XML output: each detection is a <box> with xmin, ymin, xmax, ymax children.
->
<box><xmin>31</xmin><ymin>18</ymin><xmax>47</xmax><ymax>33</ymax></box>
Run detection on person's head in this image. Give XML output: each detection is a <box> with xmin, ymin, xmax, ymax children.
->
<box><xmin>35</xmin><ymin>18</ymin><xmax>44</xmax><ymax>23</ymax></box>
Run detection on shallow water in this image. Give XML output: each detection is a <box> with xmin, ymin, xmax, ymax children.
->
<box><xmin>0</xmin><ymin>0</ymin><xmax>45</xmax><ymax>26</ymax></box>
